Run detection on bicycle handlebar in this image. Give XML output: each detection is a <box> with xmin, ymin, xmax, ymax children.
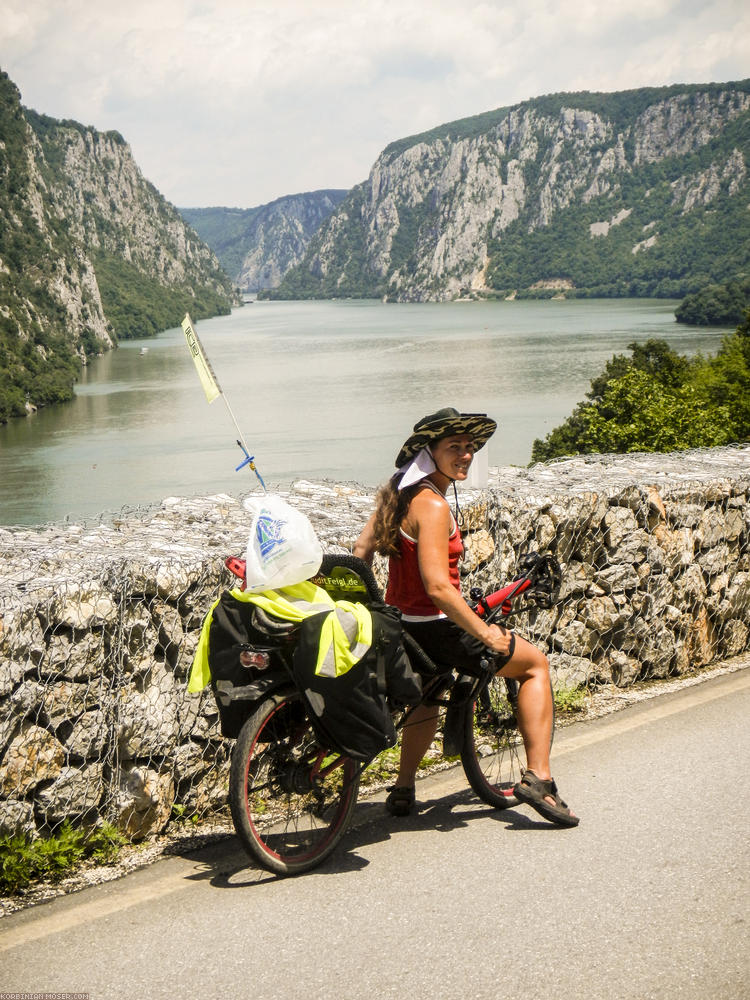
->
<box><xmin>473</xmin><ymin>577</ymin><xmax>532</xmax><ymax>618</ymax></box>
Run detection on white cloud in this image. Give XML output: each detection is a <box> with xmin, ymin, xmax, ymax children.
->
<box><xmin>1</xmin><ymin>0</ymin><xmax>748</xmax><ymax>207</ymax></box>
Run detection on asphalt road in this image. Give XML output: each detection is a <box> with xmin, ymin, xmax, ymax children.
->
<box><xmin>2</xmin><ymin>668</ymin><xmax>748</xmax><ymax>1000</ymax></box>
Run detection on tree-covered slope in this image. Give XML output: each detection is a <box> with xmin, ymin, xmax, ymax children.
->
<box><xmin>266</xmin><ymin>80</ymin><xmax>750</xmax><ymax>302</ymax></box>
<box><xmin>0</xmin><ymin>72</ymin><xmax>100</xmax><ymax>420</ymax></box>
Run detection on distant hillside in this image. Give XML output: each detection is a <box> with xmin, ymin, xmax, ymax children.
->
<box><xmin>181</xmin><ymin>190</ymin><xmax>347</xmax><ymax>292</ymax></box>
<box><xmin>0</xmin><ymin>69</ymin><xmax>236</xmax><ymax>422</ymax></box>
<box><xmin>265</xmin><ymin>80</ymin><xmax>750</xmax><ymax>302</ymax></box>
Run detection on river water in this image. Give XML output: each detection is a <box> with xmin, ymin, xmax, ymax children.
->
<box><xmin>0</xmin><ymin>298</ymin><xmax>731</xmax><ymax>525</ymax></box>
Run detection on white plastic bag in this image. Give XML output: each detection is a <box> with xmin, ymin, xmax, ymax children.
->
<box><xmin>242</xmin><ymin>494</ymin><xmax>323</xmax><ymax>593</ymax></box>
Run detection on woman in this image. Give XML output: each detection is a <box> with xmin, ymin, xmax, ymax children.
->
<box><xmin>354</xmin><ymin>407</ymin><xmax>578</xmax><ymax>827</ymax></box>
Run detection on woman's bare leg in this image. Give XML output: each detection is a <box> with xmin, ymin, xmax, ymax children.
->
<box><xmin>498</xmin><ymin>634</ymin><xmax>575</xmax><ymax>815</ymax></box>
<box><xmin>394</xmin><ymin>702</ymin><xmax>440</xmax><ymax>787</ymax></box>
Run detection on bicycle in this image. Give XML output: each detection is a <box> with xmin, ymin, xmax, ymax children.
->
<box><xmin>220</xmin><ymin>550</ymin><xmax>561</xmax><ymax>876</ymax></box>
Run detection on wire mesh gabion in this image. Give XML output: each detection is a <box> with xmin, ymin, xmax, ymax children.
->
<box><xmin>0</xmin><ymin>446</ymin><xmax>748</xmax><ymax>848</ymax></box>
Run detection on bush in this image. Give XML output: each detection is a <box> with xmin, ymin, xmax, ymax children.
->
<box><xmin>531</xmin><ymin>324</ymin><xmax>750</xmax><ymax>461</ymax></box>
<box><xmin>675</xmin><ymin>277</ymin><xmax>750</xmax><ymax>326</ymax></box>
<box><xmin>0</xmin><ymin>821</ymin><xmax>126</xmax><ymax>894</ymax></box>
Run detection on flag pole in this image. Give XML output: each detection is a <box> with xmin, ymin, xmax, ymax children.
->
<box><xmin>181</xmin><ymin>312</ymin><xmax>267</xmax><ymax>492</ymax></box>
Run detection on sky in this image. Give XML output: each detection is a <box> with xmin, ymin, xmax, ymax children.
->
<box><xmin>1</xmin><ymin>0</ymin><xmax>749</xmax><ymax>210</ymax></box>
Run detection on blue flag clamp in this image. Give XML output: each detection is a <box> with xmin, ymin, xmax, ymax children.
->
<box><xmin>235</xmin><ymin>440</ymin><xmax>267</xmax><ymax>491</ymax></box>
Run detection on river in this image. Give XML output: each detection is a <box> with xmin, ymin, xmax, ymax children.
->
<box><xmin>0</xmin><ymin>298</ymin><xmax>731</xmax><ymax>526</ymax></box>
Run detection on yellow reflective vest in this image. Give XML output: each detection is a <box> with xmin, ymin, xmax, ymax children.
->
<box><xmin>188</xmin><ymin>580</ymin><xmax>372</xmax><ymax>693</ymax></box>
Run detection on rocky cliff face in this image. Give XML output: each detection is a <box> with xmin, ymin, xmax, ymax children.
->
<box><xmin>274</xmin><ymin>82</ymin><xmax>750</xmax><ymax>301</ymax></box>
<box><xmin>181</xmin><ymin>190</ymin><xmax>347</xmax><ymax>292</ymax></box>
<box><xmin>35</xmin><ymin>124</ymin><xmax>230</xmax><ymax>298</ymax></box>
<box><xmin>0</xmin><ymin>70</ymin><xmax>235</xmax><ymax>420</ymax></box>
<box><xmin>28</xmin><ymin>110</ymin><xmax>236</xmax><ymax>329</ymax></box>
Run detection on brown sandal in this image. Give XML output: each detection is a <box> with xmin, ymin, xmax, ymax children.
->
<box><xmin>385</xmin><ymin>785</ymin><xmax>415</xmax><ymax>817</ymax></box>
<box><xmin>513</xmin><ymin>770</ymin><xmax>579</xmax><ymax>827</ymax></box>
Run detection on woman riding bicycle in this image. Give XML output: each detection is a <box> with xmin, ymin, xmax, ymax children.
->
<box><xmin>354</xmin><ymin>407</ymin><xmax>578</xmax><ymax>827</ymax></box>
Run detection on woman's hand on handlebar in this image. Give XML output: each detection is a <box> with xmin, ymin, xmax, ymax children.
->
<box><xmin>482</xmin><ymin>623</ymin><xmax>512</xmax><ymax>656</ymax></box>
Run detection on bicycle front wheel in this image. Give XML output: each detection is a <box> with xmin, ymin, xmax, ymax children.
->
<box><xmin>460</xmin><ymin>677</ymin><xmax>554</xmax><ymax>809</ymax></box>
<box><xmin>229</xmin><ymin>687</ymin><xmax>360</xmax><ymax>876</ymax></box>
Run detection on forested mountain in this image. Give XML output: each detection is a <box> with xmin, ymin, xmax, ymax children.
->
<box><xmin>265</xmin><ymin>80</ymin><xmax>750</xmax><ymax>302</ymax></box>
<box><xmin>0</xmin><ymin>70</ymin><xmax>236</xmax><ymax>422</ymax></box>
<box><xmin>181</xmin><ymin>190</ymin><xmax>347</xmax><ymax>292</ymax></box>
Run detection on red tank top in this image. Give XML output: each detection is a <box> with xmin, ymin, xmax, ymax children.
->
<box><xmin>385</xmin><ymin>490</ymin><xmax>463</xmax><ymax>620</ymax></box>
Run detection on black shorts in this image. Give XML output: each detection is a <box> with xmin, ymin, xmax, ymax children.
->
<box><xmin>401</xmin><ymin>617</ymin><xmax>515</xmax><ymax>679</ymax></box>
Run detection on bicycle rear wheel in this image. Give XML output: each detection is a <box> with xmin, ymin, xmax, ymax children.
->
<box><xmin>460</xmin><ymin>677</ymin><xmax>554</xmax><ymax>809</ymax></box>
<box><xmin>229</xmin><ymin>687</ymin><xmax>360</xmax><ymax>875</ymax></box>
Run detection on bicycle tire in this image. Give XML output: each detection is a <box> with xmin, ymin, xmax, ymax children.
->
<box><xmin>229</xmin><ymin>687</ymin><xmax>360</xmax><ymax>876</ymax></box>
<box><xmin>460</xmin><ymin>677</ymin><xmax>555</xmax><ymax>809</ymax></box>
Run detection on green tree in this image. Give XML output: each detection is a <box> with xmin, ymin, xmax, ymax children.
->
<box><xmin>699</xmin><ymin>309</ymin><xmax>750</xmax><ymax>441</ymax></box>
<box><xmin>531</xmin><ymin>331</ymin><xmax>748</xmax><ymax>462</ymax></box>
<box><xmin>576</xmin><ymin>369</ymin><xmax>731</xmax><ymax>453</ymax></box>
<box><xmin>675</xmin><ymin>277</ymin><xmax>750</xmax><ymax>325</ymax></box>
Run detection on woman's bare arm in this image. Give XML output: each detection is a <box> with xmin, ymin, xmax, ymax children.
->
<box><xmin>353</xmin><ymin>512</ymin><xmax>377</xmax><ymax>565</ymax></box>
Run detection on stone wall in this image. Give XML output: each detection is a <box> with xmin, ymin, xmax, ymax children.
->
<box><xmin>0</xmin><ymin>445</ymin><xmax>748</xmax><ymax>844</ymax></box>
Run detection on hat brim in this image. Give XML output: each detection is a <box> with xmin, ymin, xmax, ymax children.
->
<box><xmin>395</xmin><ymin>413</ymin><xmax>497</xmax><ymax>468</ymax></box>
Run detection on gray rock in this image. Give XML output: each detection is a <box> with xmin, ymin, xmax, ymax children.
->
<box><xmin>461</xmin><ymin>529</ymin><xmax>495</xmax><ymax>574</ymax></box>
<box><xmin>115</xmin><ymin>764</ymin><xmax>175</xmax><ymax>840</ymax></box>
<box><xmin>603</xmin><ymin>506</ymin><xmax>638</xmax><ymax>549</ymax></box>
<box><xmin>612</xmin><ymin>529</ymin><xmax>651</xmax><ymax>565</ymax></box>
<box><xmin>550</xmin><ymin>653</ymin><xmax>594</xmax><ymax>689</ymax></box>
<box><xmin>0</xmin><ymin>799</ymin><xmax>36</xmax><ymax>838</ymax></box>
<box><xmin>697</xmin><ymin>542</ymin><xmax>732</xmax><ymax>577</ymax></box>
<box><xmin>644</xmin><ymin>574</ymin><xmax>676</xmax><ymax>617</ymax></box>
<box><xmin>39</xmin><ymin>630</ymin><xmax>107</xmax><ymax>681</ymax></box>
<box><xmin>117</xmin><ymin>663</ymin><xmax>181</xmax><ymax>759</ymax></box>
<box><xmin>55</xmin><ymin>582</ymin><xmax>118</xmax><ymax>629</ymax></box>
<box><xmin>0</xmin><ymin>657</ymin><xmax>25</xmax><ymax>699</ymax></box>
<box><xmin>42</xmin><ymin>680</ymin><xmax>100</xmax><ymax>728</ymax></box>
<box><xmin>581</xmin><ymin>596</ymin><xmax>626</xmax><ymax>633</ymax></box>
<box><xmin>553</xmin><ymin>619</ymin><xmax>597</xmax><ymax>655</ymax></box>
<box><xmin>557</xmin><ymin>560</ymin><xmax>592</xmax><ymax>600</ymax></box>
<box><xmin>65</xmin><ymin>709</ymin><xmax>109</xmax><ymax>759</ymax></box>
<box><xmin>673</xmin><ymin>563</ymin><xmax>708</xmax><ymax>605</ymax></box>
<box><xmin>719</xmin><ymin>619</ymin><xmax>749</xmax><ymax>657</ymax></box>
<box><xmin>595</xmin><ymin>564</ymin><xmax>641</xmax><ymax>594</ymax></box>
<box><xmin>606</xmin><ymin>650</ymin><xmax>642</xmax><ymax>687</ymax></box>
<box><xmin>36</xmin><ymin>763</ymin><xmax>105</xmax><ymax>822</ymax></box>
<box><xmin>634</xmin><ymin>622</ymin><xmax>675</xmax><ymax>677</ymax></box>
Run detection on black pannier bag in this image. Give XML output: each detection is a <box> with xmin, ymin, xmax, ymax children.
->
<box><xmin>292</xmin><ymin>602</ymin><xmax>422</xmax><ymax>763</ymax></box>
<box><xmin>207</xmin><ymin>591</ymin><xmax>296</xmax><ymax>738</ymax></box>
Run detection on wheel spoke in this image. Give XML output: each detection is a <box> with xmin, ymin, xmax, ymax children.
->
<box><xmin>460</xmin><ymin>677</ymin><xmax>525</xmax><ymax>808</ymax></box>
<box><xmin>460</xmin><ymin>676</ymin><xmax>554</xmax><ymax>809</ymax></box>
<box><xmin>230</xmin><ymin>689</ymin><xmax>360</xmax><ymax>875</ymax></box>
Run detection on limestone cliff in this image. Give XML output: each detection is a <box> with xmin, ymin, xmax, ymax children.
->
<box><xmin>270</xmin><ymin>81</ymin><xmax>750</xmax><ymax>302</ymax></box>
<box><xmin>181</xmin><ymin>191</ymin><xmax>347</xmax><ymax>292</ymax></box>
<box><xmin>0</xmin><ymin>69</ymin><xmax>236</xmax><ymax>421</ymax></box>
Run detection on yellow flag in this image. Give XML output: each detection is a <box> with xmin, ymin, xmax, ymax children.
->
<box><xmin>181</xmin><ymin>313</ymin><xmax>221</xmax><ymax>403</ymax></box>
